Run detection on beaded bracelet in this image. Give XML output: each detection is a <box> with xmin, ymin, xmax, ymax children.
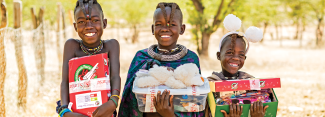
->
<box><xmin>111</xmin><ymin>95</ymin><xmax>120</xmax><ymax>99</ymax></box>
<box><xmin>112</xmin><ymin>89</ymin><xmax>120</xmax><ymax>93</ymax></box>
<box><xmin>110</xmin><ymin>98</ymin><xmax>118</xmax><ymax>107</ymax></box>
<box><xmin>59</xmin><ymin>108</ymin><xmax>71</xmax><ymax>117</ymax></box>
<box><xmin>57</xmin><ymin>105</ymin><xmax>68</xmax><ymax>114</ymax></box>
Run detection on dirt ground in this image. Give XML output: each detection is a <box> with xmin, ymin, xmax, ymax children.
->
<box><xmin>2</xmin><ymin>26</ymin><xmax>325</xmax><ymax>117</ymax></box>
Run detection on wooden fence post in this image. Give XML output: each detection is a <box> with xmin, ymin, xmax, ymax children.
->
<box><xmin>62</xmin><ymin>7</ymin><xmax>67</xmax><ymax>40</ymax></box>
<box><xmin>38</xmin><ymin>7</ymin><xmax>45</xmax><ymax>86</ymax></box>
<box><xmin>0</xmin><ymin>0</ymin><xmax>7</xmax><ymax>116</ymax></box>
<box><xmin>30</xmin><ymin>7</ymin><xmax>46</xmax><ymax>87</ymax></box>
<box><xmin>57</xmin><ymin>3</ymin><xmax>62</xmax><ymax>72</ymax></box>
<box><xmin>69</xmin><ymin>10</ymin><xmax>77</xmax><ymax>38</ymax></box>
<box><xmin>14</xmin><ymin>0</ymin><xmax>27</xmax><ymax>111</ymax></box>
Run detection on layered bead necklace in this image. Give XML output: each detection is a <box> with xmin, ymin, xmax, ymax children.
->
<box><xmin>157</xmin><ymin>46</ymin><xmax>180</xmax><ymax>54</ymax></box>
<box><xmin>148</xmin><ymin>44</ymin><xmax>187</xmax><ymax>61</ymax></box>
<box><xmin>80</xmin><ymin>40</ymin><xmax>103</xmax><ymax>55</ymax></box>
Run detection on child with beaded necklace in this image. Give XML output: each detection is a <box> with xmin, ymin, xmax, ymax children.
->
<box><xmin>118</xmin><ymin>2</ymin><xmax>205</xmax><ymax>117</ymax></box>
<box><xmin>206</xmin><ymin>14</ymin><xmax>269</xmax><ymax>117</ymax></box>
<box><xmin>56</xmin><ymin>0</ymin><xmax>121</xmax><ymax>117</ymax></box>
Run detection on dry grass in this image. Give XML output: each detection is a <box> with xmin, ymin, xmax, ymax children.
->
<box><xmin>2</xmin><ymin>26</ymin><xmax>325</xmax><ymax>117</ymax></box>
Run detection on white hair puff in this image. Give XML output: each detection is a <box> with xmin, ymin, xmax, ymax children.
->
<box><xmin>223</xmin><ymin>14</ymin><xmax>242</xmax><ymax>32</ymax></box>
<box><xmin>223</xmin><ymin>14</ymin><xmax>263</xmax><ymax>43</ymax></box>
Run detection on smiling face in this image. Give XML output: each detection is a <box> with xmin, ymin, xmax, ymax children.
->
<box><xmin>217</xmin><ymin>36</ymin><xmax>247</xmax><ymax>76</ymax></box>
<box><xmin>74</xmin><ymin>4</ymin><xmax>107</xmax><ymax>47</ymax></box>
<box><xmin>152</xmin><ymin>7</ymin><xmax>185</xmax><ymax>50</ymax></box>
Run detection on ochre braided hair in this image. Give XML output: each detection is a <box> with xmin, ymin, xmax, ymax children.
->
<box><xmin>156</xmin><ymin>2</ymin><xmax>183</xmax><ymax>26</ymax></box>
<box><xmin>74</xmin><ymin>0</ymin><xmax>103</xmax><ymax>19</ymax></box>
<box><xmin>221</xmin><ymin>34</ymin><xmax>246</xmax><ymax>52</ymax></box>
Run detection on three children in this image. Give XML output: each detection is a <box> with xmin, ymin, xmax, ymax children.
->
<box><xmin>57</xmin><ymin>1</ymin><xmax>272</xmax><ymax>117</ymax></box>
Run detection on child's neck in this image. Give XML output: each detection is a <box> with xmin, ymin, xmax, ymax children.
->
<box><xmin>222</xmin><ymin>69</ymin><xmax>238</xmax><ymax>77</ymax></box>
<box><xmin>82</xmin><ymin>40</ymin><xmax>101</xmax><ymax>48</ymax></box>
<box><xmin>157</xmin><ymin>44</ymin><xmax>177</xmax><ymax>51</ymax></box>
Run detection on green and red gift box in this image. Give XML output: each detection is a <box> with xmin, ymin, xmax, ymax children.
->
<box><xmin>208</xmin><ymin>78</ymin><xmax>281</xmax><ymax>117</ymax></box>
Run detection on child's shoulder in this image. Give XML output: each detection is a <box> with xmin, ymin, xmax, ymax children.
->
<box><xmin>64</xmin><ymin>38</ymin><xmax>80</xmax><ymax>47</ymax></box>
<box><xmin>185</xmin><ymin>49</ymin><xmax>200</xmax><ymax>59</ymax></box>
<box><xmin>102</xmin><ymin>39</ymin><xmax>120</xmax><ymax>51</ymax></box>
<box><xmin>103</xmin><ymin>39</ymin><xmax>119</xmax><ymax>46</ymax></box>
<box><xmin>187</xmin><ymin>49</ymin><xmax>199</xmax><ymax>56</ymax></box>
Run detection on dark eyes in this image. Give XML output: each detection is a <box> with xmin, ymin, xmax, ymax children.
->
<box><xmin>78</xmin><ymin>19</ymin><xmax>99</xmax><ymax>24</ymax></box>
<box><xmin>226</xmin><ymin>51</ymin><xmax>245</xmax><ymax>58</ymax></box>
<box><xmin>78</xmin><ymin>21</ymin><xmax>85</xmax><ymax>24</ymax></box>
<box><xmin>155</xmin><ymin>23</ymin><xmax>176</xmax><ymax>26</ymax></box>
<box><xmin>226</xmin><ymin>51</ymin><xmax>233</xmax><ymax>55</ymax></box>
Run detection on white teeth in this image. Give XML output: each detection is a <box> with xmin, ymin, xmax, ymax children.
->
<box><xmin>161</xmin><ymin>35</ymin><xmax>170</xmax><ymax>37</ymax></box>
<box><xmin>85</xmin><ymin>33</ymin><xmax>95</xmax><ymax>36</ymax></box>
<box><xmin>229</xmin><ymin>63</ymin><xmax>238</xmax><ymax>67</ymax></box>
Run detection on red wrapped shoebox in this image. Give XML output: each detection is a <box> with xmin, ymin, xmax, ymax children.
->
<box><xmin>68</xmin><ymin>53</ymin><xmax>110</xmax><ymax>116</ymax></box>
<box><xmin>208</xmin><ymin>78</ymin><xmax>281</xmax><ymax>117</ymax></box>
<box><xmin>212</xmin><ymin>78</ymin><xmax>281</xmax><ymax>92</ymax></box>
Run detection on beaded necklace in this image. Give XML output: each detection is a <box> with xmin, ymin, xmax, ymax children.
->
<box><xmin>148</xmin><ymin>44</ymin><xmax>187</xmax><ymax>61</ymax></box>
<box><xmin>157</xmin><ymin>46</ymin><xmax>179</xmax><ymax>54</ymax></box>
<box><xmin>80</xmin><ymin>40</ymin><xmax>103</xmax><ymax>55</ymax></box>
<box><xmin>224</xmin><ymin>72</ymin><xmax>239</xmax><ymax>80</ymax></box>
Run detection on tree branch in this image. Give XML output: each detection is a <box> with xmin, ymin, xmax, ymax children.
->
<box><xmin>211</xmin><ymin>0</ymin><xmax>236</xmax><ymax>32</ymax></box>
<box><xmin>191</xmin><ymin>0</ymin><xmax>204</xmax><ymax>14</ymax></box>
<box><xmin>212</xmin><ymin>0</ymin><xmax>225</xmax><ymax>27</ymax></box>
<box><xmin>306</xmin><ymin>2</ymin><xmax>320</xmax><ymax>19</ymax></box>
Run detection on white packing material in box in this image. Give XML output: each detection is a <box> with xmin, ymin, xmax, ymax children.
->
<box><xmin>132</xmin><ymin>77</ymin><xmax>210</xmax><ymax>112</ymax></box>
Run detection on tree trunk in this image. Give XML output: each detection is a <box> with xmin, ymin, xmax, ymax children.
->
<box><xmin>261</xmin><ymin>22</ymin><xmax>268</xmax><ymax>43</ymax></box>
<box><xmin>275</xmin><ymin>24</ymin><xmax>279</xmax><ymax>40</ymax></box>
<box><xmin>294</xmin><ymin>18</ymin><xmax>300</xmax><ymax>40</ymax></box>
<box><xmin>280</xmin><ymin>25</ymin><xmax>283</xmax><ymax>47</ymax></box>
<box><xmin>117</xmin><ymin>22</ymin><xmax>120</xmax><ymax>40</ymax></box>
<box><xmin>200</xmin><ymin>32</ymin><xmax>212</xmax><ymax>57</ymax></box>
<box><xmin>316</xmin><ymin>18</ymin><xmax>323</xmax><ymax>46</ymax></box>
<box><xmin>194</xmin><ymin>24</ymin><xmax>201</xmax><ymax>54</ymax></box>
<box><xmin>299</xmin><ymin>24</ymin><xmax>305</xmax><ymax>47</ymax></box>
<box><xmin>131</xmin><ymin>24</ymin><xmax>139</xmax><ymax>43</ymax></box>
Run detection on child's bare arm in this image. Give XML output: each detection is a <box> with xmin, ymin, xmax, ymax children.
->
<box><xmin>107</xmin><ymin>39</ymin><xmax>121</xmax><ymax>102</ymax></box>
<box><xmin>60</xmin><ymin>39</ymin><xmax>78</xmax><ymax>106</ymax></box>
<box><xmin>92</xmin><ymin>39</ymin><xmax>121</xmax><ymax>117</ymax></box>
<box><xmin>60</xmin><ymin>39</ymin><xmax>87</xmax><ymax>117</ymax></box>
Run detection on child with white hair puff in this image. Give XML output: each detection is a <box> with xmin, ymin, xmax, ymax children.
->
<box><xmin>206</xmin><ymin>14</ymin><xmax>269</xmax><ymax>117</ymax></box>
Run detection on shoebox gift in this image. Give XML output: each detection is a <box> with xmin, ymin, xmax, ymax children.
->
<box><xmin>207</xmin><ymin>78</ymin><xmax>281</xmax><ymax>117</ymax></box>
<box><xmin>133</xmin><ymin>77</ymin><xmax>211</xmax><ymax>112</ymax></box>
<box><xmin>68</xmin><ymin>53</ymin><xmax>111</xmax><ymax>116</ymax></box>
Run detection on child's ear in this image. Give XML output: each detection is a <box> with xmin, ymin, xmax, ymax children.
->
<box><xmin>245</xmin><ymin>56</ymin><xmax>247</xmax><ymax>60</ymax></box>
<box><xmin>180</xmin><ymin>24</ymin><xmax>186</xmax><ymax>35</ymax></box>
<box><xmin>151</xmin><ymin>24</ymin><xmax>154</xmax><ymax>35</ymax></box>
<box><xmin>217</xmin><ymin>52</ymin><xmax>221</xmax><ymax>60</ymax></box>
<box><xmin>73</xmin><ymin>22</ymin><xmax>77</xmax><ymax>32</ymax></box>
<box><xmin>103</xmin><ymin>18</ymin><xmax>107</xmax><ymax>29</ymax></box>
